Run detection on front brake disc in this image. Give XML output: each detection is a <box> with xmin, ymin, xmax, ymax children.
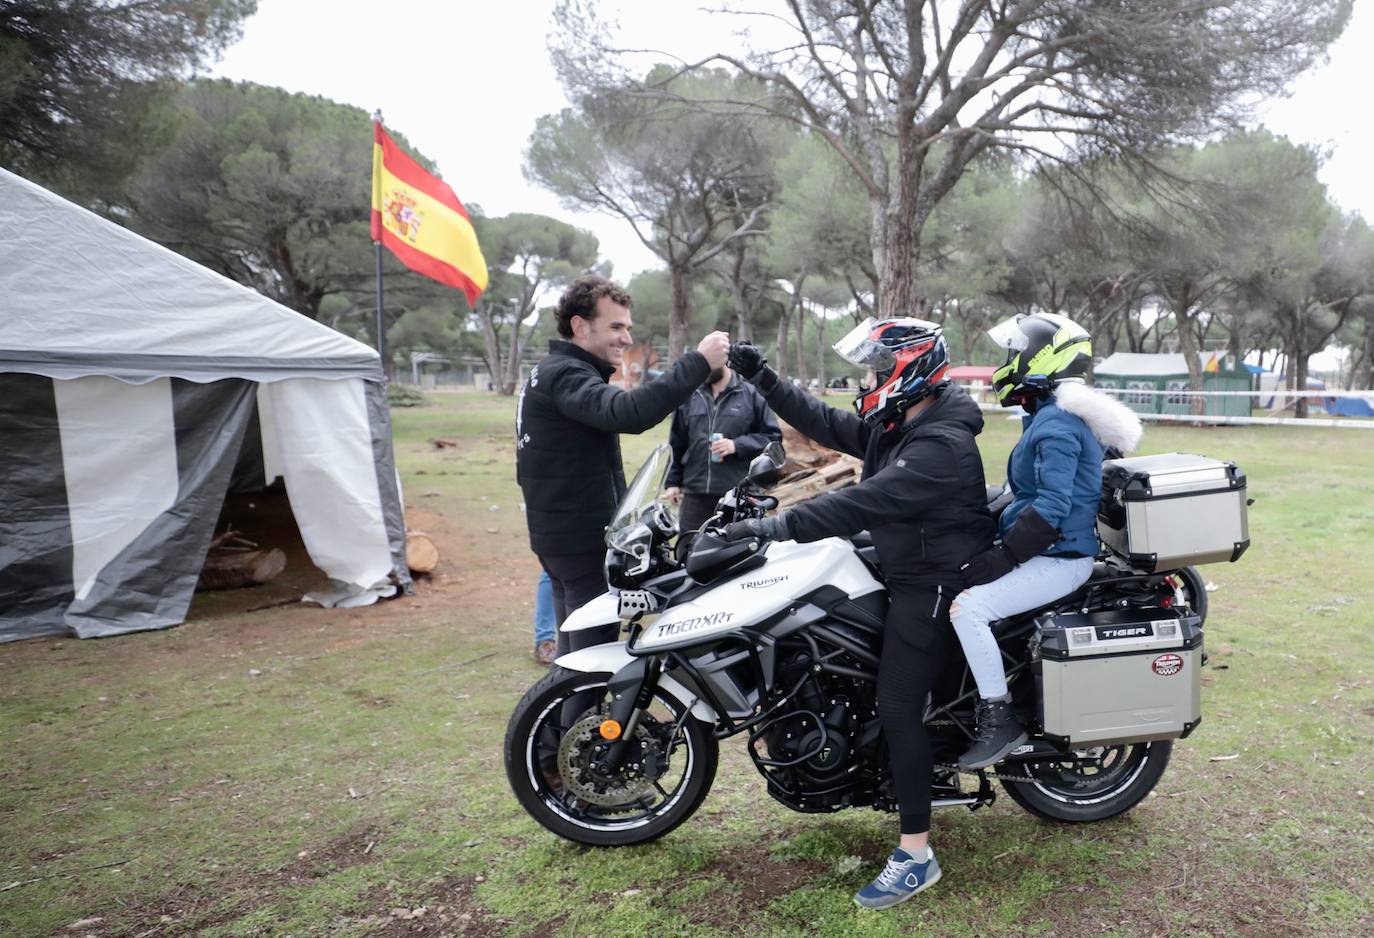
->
<box><xmin>556</xmin><ymin>713</ymin><xmax>657</xmax><ymax>807</ymax></box>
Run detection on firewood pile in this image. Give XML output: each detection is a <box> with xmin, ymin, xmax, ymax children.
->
<box><xmin>772</xmin><ymin>421</ymin><xmax>862</xmax><ymax>510</ymax></box>
<box><xmin>198</xmin><ymin>527</ymin><xmax>287</xmax><ymax>591</ymax></box>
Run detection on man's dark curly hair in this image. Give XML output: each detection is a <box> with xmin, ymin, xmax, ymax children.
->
<box><xmin>555</xmin><ymin>274</ymin><xmax>633</xmax><ymax>338</ymax></box>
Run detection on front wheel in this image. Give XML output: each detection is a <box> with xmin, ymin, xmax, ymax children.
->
<box><xmin>504</xmin><ymin>666</ymin><xmax>718</xmax><ymax>846</ymax></box>
<box><xmin>998</xmin><ymin>740</ymin><xmax>1172</xmax><ymax>822</ymax></box>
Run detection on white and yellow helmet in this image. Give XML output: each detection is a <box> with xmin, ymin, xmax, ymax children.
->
<box><xmin>988</xmin><ymin>313</ymin><xmax>1092</xmax><ymax>406</ymax></box>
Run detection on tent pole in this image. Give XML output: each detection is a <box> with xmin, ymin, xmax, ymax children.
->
<box><xmin>374</xmin><ymin>240</ymin><xmax>387</xmax><ymax>380</ymax></box>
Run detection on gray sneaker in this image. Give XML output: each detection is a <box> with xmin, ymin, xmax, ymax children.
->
<box><xmin>853</xmin><ymin>847</ymin><xmax>941</xmax><ymax>909</ymax></box>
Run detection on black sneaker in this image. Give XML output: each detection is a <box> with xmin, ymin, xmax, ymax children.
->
<box><xmin>959</xmin><ymin>697</ymin><xmax>1028</xmax><ymax>771</ymax></box>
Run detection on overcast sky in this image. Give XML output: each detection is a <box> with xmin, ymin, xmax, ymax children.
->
<box><xmin>214</xmin><ymin>0</ymin><xmax>1374</xmax><ymax>285</ymax></box>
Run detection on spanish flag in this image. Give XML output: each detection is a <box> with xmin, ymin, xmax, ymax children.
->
<box><xmin>371</xmin><ymin>122</ymin><xmax>488</xmax><ymax>305</ymax></box>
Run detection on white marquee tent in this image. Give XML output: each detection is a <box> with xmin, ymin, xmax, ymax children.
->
<box><xmin>0</xmin><ymin>167</ymin><xmax>409</xmax><ymax>643</ymax></box>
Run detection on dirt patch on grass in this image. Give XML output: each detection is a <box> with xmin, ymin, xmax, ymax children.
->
<box><xmin>106</xmin><ymin>821</ymin><xmax>390</xmax><ymax>936</ymax></box>
<box><xmin>691</xmin><ymin>845</ymin><xmax>829</xmax><ymax>930</ymax></box>
<box><xmin>353</xmin><ymin>876</ymin><xmax>510</xmax><ymax>938</ymax></box>
<box><xmin>1038</xmin><ymin>847</ymin><xmax>1323</xmax><ymax>937</ymax></box>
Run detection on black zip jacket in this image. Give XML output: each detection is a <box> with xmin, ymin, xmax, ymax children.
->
<box><xmin>664</xmin><ymin>374</ymin><xmax>782</xmax><ymax>496</ymax></box>
<box><xmin>762</xmin><ymin>379</ymin><xmax>996</xmax><ymax>588</ymax></box>
<box><xmin>517</xmin><ymin>340</ymin><xmax>710</xmax><ymax>556</ymax></box>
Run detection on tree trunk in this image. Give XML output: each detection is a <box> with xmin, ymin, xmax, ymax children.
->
<box><xmin>668</xmin><ymin>263</ymin><xmax>690</xmax><ymax>364</ymax></box>
<box><xmin>728</xmin><ymin>244</ymin><xmax>753</xmax><ymax>343</ymax></box>
<box><xmin>502</xmin><ymin>314</ymin><xmax>525</xmax><ymax>395</ymax></box>
<box><xmin>815</xmin><ymin>309</ymin><xmax>827</xmax><ymax>393</ymax></box>
<box><xmin>1352</xmin><ymin>325</ymin><xmax>1373</xmax><ymax>389</ymax></box>
<box><xmin>878</xmin><ymin>188</ymin><xmax>920</xmax><ymax>316</ymax></box>
<box><xmin>1286</xmin><ymin>310</ymin><xmax>1311</xmax><ymax>419</ymax></box>
<box><xmin>775</xmin><ymin>301</ymin><xmax>792</xmax><ymax>379</ymax></box>
<box><xmin>794</xmin><ymin>303</ymin><xmax>807</xmax><ymax>387</ymax></box>
<box><xmin>478</xmin><ymin>308</ymin><xmax>504</xmax><ymax>394</ymax></box>
<box><xmin>1169</xmin><ymin>287</ymin><xmax>1206</xmax><ymax>417</ymax></box>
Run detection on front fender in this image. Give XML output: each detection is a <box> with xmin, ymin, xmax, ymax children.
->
<box><xmin>561</xmin><ymin>592</ymin><xmax>620</xmax><ymax>632</ymax></box>
<box><xmin>555</xmin><ymin>642</ymin><xmax>718</xmax><ymax>723</ymax></box>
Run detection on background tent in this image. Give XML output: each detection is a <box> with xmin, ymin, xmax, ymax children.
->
<box><xmin>0</xmin><ymin>168</ymin><xmax>410</xmax><ymax>644</ymax></box>
<box><xmin>1094</xmin><ymin>352</ymin><xmax>1253</xmax><ymax>417</ymax></box>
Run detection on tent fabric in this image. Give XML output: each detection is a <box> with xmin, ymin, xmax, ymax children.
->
<box><xmin>0</xmin><ymin>167</ymin><xmax>379</xmax><ymax>382</ymax></box>
<box><xmin>1325</xmin><ymin>395</ymin><xmax>1374</xmax><ymax>417</ymax></box>
<box><xmin>1095</xmin><ymin>352</ymin><xmax>1248</xmax><ymax>377</ymax></box>
<box><xmin>0</xmin><ymin>168</ymin><xmax>411</xmax><ymax>644</ymax></box>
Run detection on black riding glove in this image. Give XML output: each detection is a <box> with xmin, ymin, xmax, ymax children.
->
<box><xmin>721</xmin><ymin>514</ymin><xmax>790</xmax><ymax>542</ymax></box>
<box><xmin>960</xmin><ymin>505</ymin><xmax>1061</xmax><ymax>586</ymax></box>
<box><xmin>728</xmin><ymin>343</ymin><xmax>778</xmax><ymax>392</ymax></box>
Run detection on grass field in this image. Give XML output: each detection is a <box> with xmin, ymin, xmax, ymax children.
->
<box><xmin>2</xmin><ymin>391</ymin><xmax>1372</xmax><ymax>937</ymax></box>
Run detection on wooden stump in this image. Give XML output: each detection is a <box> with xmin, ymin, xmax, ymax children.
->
<box><xmin>406</xmin><ymin>532</ymin><xmax>440</xmax><ymax>574</ymax></box>
<box><xmin>198</xmin><ymin>548</ymin><xmax>287</xmax><ymax>591</ymax></box>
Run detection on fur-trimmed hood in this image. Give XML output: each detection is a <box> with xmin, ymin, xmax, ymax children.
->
<box><xmin>1053</xmin><ymin>381</ymin><xmax>1143</xmax><ymax>454</ymax></box>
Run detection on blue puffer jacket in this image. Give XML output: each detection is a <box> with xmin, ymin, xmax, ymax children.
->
<box><xmin>999</xmin><ymin>396</ymin><xmax>1106</xmax><ymax>558</ymax></box>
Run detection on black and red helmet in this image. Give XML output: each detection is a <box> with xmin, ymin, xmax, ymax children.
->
<box><xmin>832</xmin><ymin>317</ymin><xmax>949</xmax><ymax>425</ymax></box>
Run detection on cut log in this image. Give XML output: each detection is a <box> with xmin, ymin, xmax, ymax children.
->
<box><xmin>406</xmin><ymin>532</ymin><xmax>440</xmax><ymax>574</ymax></box>
<box><xmin>198</xmin><ymin>548</ymin><xmax>287</xmax><ymax>591</ymax></box>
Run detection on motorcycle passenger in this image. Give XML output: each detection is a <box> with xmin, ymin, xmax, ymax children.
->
<box><xmin>726</xmin><ymin>320</ymin><xmax>995</xmax><ymax>910</ymax></box>
<box><xmin>953</xmin><ymin>313</ymin><xmax>1143</xmax><ymax>770</ymax></box>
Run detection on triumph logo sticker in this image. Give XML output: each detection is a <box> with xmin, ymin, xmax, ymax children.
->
<box><xmin>655</xmin><ymin>611</ymin><xmax>735</xmax><ymax>638</ymax></box>
<box><xmin>741</xmin><ymin>575</ymin><xmax>788</xmax><ymax>590</ymax></box>
<box><xmin>1152</xmin><ymin>653</ymin><xmax>1184</xmax><ymax>676</ymax></box>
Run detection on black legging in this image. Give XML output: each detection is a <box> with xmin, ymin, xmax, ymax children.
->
<box><xmin>876</xmin><ymin>582</ymin><xmax>959</xmax><ymax>835</ymax></box>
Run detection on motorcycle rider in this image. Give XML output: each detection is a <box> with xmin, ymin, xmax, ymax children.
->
<box><xmin>725</xmin><ymin>320</ymin><xmax>995</xmax><ymax>910</ymax></box>
<box><xmin>953</xmin><ymin>313</ymin><xmax>1143</xmax><ymax>769</ymax></box>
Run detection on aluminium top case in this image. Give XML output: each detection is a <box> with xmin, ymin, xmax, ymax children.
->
<box><xmin>1097</xmin><ymin>452</ymin><xmax>1249</xmax><ymax>572</ymax></box>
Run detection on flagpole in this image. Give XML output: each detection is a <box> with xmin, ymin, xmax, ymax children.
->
<box><xmin>372</xmin><ymin>109</ymin><xmax>387</xmax><ymax>380</ymax></box>
<box><xmin>375</xmin><ymin>239</ymin><xmax>386</xmax><ymax>377</ymax></box>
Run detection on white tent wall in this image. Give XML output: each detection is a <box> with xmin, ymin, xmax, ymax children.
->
<box><xmin>54</xmin><ymin>377</ymin><xmax>179</xmax><ymax>602</ymax></box>
<box><xmin>265</xmin><ymin>378</ymin><xmax>395</xmax><ymax>589</ymax></box>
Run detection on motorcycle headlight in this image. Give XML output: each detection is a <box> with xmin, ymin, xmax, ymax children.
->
<box><xmin>608</xmin><ymin>521</ymin><xmax>653</xmax><ymax>575</ymax></box>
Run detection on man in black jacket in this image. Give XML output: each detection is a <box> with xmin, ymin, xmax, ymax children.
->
<box><xmin>726</xmin><ymin>320</ymin><xmax>995</xmax><ymax>910</ymax></box>
<box><xmin>516</xmin><ymin>275</ymin><xmax>729</xmax><ymax>656</ymax></box>
<box><xmin>663</xmin><ymin>361</ymin><xmax>783</xmax><ymax>535</ymax></box>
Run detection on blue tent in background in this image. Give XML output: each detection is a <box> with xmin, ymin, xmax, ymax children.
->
<box><xmin>1324</xmin><ymin>395</ymin><xmax>1374</xmax><ymax>417</ymax></box>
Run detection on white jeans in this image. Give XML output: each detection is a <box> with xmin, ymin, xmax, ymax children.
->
<box><xmin>950</xmin><ymin>555</ymin><xmax>1095</xmax><ymax>700</ymax></box>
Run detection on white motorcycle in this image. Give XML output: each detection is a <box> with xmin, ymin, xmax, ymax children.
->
<box><xmin>505</xmin><ymin>443</ymin><xmax>1223</xmax><ymax>846</ymax></box>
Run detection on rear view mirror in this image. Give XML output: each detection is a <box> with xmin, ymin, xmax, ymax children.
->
<box><xmin>747</xmin><ymin>441</ymin><xmax>786</xmax><ymax>488</ymax></box>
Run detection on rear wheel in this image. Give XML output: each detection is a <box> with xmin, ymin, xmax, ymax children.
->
<box><xmin>999</xmin><ymin>740</ymin><xmax>1172</xmax><ymax>822</ymax></box>
<box><xmin>504</xmin><ymin>666</ymin><xmax>718</xmax><ymax>846</ymax></box>
<box><xmin>1170</xmin><ymin>566</ymin><xmax>1208</xmax><ymax>624</ymax></box>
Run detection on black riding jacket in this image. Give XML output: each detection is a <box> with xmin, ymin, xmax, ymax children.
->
<box><xmin>665</xmin><ymin>373</ymin><xmax>782</xmax><ymax>496</ymax></box>
<box><xmin>761</xmin><ymin>378</ymin><xmax>996</xmax><ymax>588</ymax></box>
<box><xmin>517</xmin><ymin>340</ymin><xmax>710</xmax><ymax>556</ymax></box>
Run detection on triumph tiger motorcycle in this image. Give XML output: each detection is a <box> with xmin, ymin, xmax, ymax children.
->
<box><xmin>506</xmin><ymin>442</ymin><xmax>1246</xmax><ymax>846</ymax></box>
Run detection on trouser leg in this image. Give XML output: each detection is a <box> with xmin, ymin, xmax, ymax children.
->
<box><xmin>950</xmin><ymin>555</ymin><xmax>1096</xmax><ymax>699</ymax></box>
<box><xmin>538</xmin><ymin>551</ymin><xmax>616</xmax><ymax>657</ymax></box>
<box><xmin>676</xmin><ymin>492</ymin><xmax>720</xmax><ymax>536</ymax></box>
<box><xmin>533</xmin><ymin>570</ymin><xmax>556</xmax><ymax>646</ymax></box>
<box><xmin>876</xmin><ymin>584</ymin><xmax>957</xmax><ymax>836</ymax></box>
<box><xmin>539</xmin><ymin>551</ymin><xmax>617</xmax><ymax>728</ymax></box>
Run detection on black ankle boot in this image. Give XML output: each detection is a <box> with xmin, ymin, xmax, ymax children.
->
<box><xmin>959</xmin><ymin>696</ymin><xmax>1028</xmax><ymax>770</ymax></box>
